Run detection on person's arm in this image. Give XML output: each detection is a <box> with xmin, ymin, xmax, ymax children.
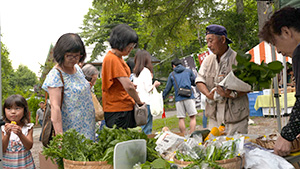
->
<box><xmin>11</xmin><ymin>125</ymin><xmax>33</xmax><ymax>150</ymax></box>
<box><xmin>274</xmin><ymin>97</ymin><xmax>300</xmax><ymax>156</ymax></box>
<box><xmin>117</xmin><ymin>77</ymin><xmax>144</xmax><ymax>106</ymax></box>
<box><xmin>35</xmin><ymin>110</ymin><xmax>39</xmax><ymax>126</ymax></box>
<box><xmin>190</xmin><ymin>70</ymin><xmax>196</xmax><ymax>86</ymax></box>
<box><xmin>215</xmin><ymin>86</ymin><xmax>248</xmax><ymax>99</ymax></box>
<box><xmin>2</xmin><ymin>123</ymin><xmax>11</xmax><ymax>152</ymax></box>
<box><xmin>48</xmin><ymin>87</ymin><xmax>63</xmax><ymax>135</ymax></box>
<box><xmin>196</xmin><ymin>82</ymin><xmax>215</xmax><ymax>100</ymax></box>
<box><xmin>162</xmin><ymin>75</ymin><xmax>173</xmax><ymax>100</ymax></box>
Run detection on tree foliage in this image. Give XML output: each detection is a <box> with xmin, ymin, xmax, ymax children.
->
<box><xmin>80</xmin><ymin>0</ymin><xmax>261</xmax><ymax>98</ymax></box>
<box><xmin>1</xmin><ymin>42</ymin><xmax>14</xmax><ymax>99</ymax></box>
<box><xmin>11</xmin><ymin>65</ymin><xmax>38</xmax><ymax>90</ymax></box>
<box><xmin>81</xmin><ymin>0</ymin><xmax>259</xmax><ymax>62</ymax></box>
<box><xmin>1</xmin><ymin>40</ymin><xmax>38</xmax><ymax>103</ymax></box>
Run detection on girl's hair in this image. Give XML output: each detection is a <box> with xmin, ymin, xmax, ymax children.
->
<box><xmin>133</xmin><ymin>49</ymin><xmax>153</xmax><ymax>77</ymax></box>
<box><xmin>109</xmin><ymin>24</ymin><xmax>138</xmax><ymax>51</ymax></box>
<box><xmin>82</xmin><ymin>64</ymin><xmax>99</xmax><ymax>82</ymax></box>
<box><xmin>2</xmin><ymin>95</ymin><xmax>30</xmax><ymax>124</ymax></box>
<box><xmin>53</xmin><ymin>33</ymin><xmax>86</xmax><ymax>65</ymax></box>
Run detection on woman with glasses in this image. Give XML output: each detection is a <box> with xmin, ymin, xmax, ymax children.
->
<box><xmin>102</xmin><ymin>24</ymin><xmax>144</xmax><ymax>129</ymax></box>
<box><xmin>42</xmin><ymin>33</ymin><xmax>95</xmax><ymax>140</ymax></box>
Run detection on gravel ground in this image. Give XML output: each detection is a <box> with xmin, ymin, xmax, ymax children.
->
<box><xmin>31</xmin><ymin>116</ymin><xmax>280</xmax><ymax>168</ymax></box>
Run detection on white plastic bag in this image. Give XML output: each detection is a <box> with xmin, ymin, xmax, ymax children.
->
<box><xmin>244</xmin><ymin>148</ymin><xmax>294</xmax><ymax>169</ymax></box>
<box><xmin>149</xmin><ymin>87</ymin><xmax>164</xmax><ymax>117</ymax></box>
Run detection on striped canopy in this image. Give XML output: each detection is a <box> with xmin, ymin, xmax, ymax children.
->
<box><xmin>247</xmin><ymin>41</ymin><xmax>292</xmax><ymax>64</ymax></box>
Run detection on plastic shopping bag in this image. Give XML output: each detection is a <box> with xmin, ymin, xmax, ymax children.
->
<box><xmin>150</xmin><ymin>87</ymin><xmax>164</xmax><ymax>117</ymax></box>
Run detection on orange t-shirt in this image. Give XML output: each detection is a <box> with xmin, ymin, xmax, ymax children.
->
<box><xmin>102</xmin><ymin>51</ymin><xmax>135</xmax><ymax>112</ymax></box>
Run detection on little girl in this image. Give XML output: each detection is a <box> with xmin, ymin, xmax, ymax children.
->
<box><xmin>2</xmin><ymin>94</ymin><xmax>35</xmax><ymax>169</ymax></box>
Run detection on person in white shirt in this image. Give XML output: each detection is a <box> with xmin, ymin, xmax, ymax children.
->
<box><xmin>133</xmin><ymin>50</ymin><xmax>160</xmax><ymax>134</ymax></box>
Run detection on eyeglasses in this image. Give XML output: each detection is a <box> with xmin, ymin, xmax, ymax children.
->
<box><xmin>65</xmin><ymin>54</ymin><xmax>82</xmax><ymax>60</ymax></box>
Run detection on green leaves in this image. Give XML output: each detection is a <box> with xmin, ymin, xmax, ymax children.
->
<box><xmin>233</xmin><ymin>53</ymin><xmax>284</xmax><ymax>91</ymax></box>
<box><xmin>43</xmin><ymin>126</ymin><xmax>160</xmax><ymax>168</ymax></box>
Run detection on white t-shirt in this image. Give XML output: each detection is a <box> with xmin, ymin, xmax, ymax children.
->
<box><xmin>133</xmin><ymin>67</ymin><xmax>153</xmax><ymax>105</ymax></box>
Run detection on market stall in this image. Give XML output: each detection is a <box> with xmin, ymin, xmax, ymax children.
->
<box><xmin>39</xmin><ymin>126</ymin><xmax>300</xmax><ymax>169</ymax></box>
<box><xmin>254</xmin><ymin>91</ymin><xmax>296</xmax><ymax>116</ymax></box>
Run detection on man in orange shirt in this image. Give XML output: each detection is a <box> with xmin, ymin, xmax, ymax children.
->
<box><xmin>102</xmin><ymin>24</ymin><xmax>144</xmax><ymax>129</ymax></box>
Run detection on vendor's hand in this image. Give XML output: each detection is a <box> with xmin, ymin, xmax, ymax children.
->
<box><xmin>207</xmin><ymin>88</ymin><xmax>216</xmax><ymax>100</ymax></box>
<box><xmin>274</xmin><ymin>135</ymin><xmax>292</xmax><ymax>156</ymax></box>
<box><xmin>216</xmin><ymin>86</ymin><xmax>231</xmax><ymax>98</ymax></box>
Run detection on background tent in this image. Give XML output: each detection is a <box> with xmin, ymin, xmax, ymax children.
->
<box><xmin>247</xmin><ymin>40</ymin><xmax>293</xmax><ymax>131</ymax></box>
<box><xmin>247</xmin><ymin>41</ymin><xmax>292</xmax><ymax>64</ymax></box>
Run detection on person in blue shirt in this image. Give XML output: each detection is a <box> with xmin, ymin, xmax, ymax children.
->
<box><xmin>163</xmin><ymin>58</ymin><xmax>197</xmax><ymax>135</ymax></box>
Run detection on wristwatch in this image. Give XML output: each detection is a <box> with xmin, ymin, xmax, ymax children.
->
<box><xmin>229</xmin><ymin>91</ymin><xmax>238</xmax><ymax>98</ymax></box>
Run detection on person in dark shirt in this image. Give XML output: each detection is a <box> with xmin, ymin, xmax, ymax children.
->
<box><xmin>260</xmin><ymin>6</ymin><xmax>300</xmax><ymax>156</ymax></box>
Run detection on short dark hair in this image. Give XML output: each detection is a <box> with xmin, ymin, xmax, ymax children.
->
<box><xmin>260</xmin><ymin>7</ymin><xmax>300</xmax><ymax>43</ymax></box>
<box><xmin>3</xmin><ymin>94</ymin><xmax>30</xmax><ymax>124</ymax></box>
<box><xmin>171</xmin><ymin>58</ymin><xmax>182</xmax><ymax>67</ymax></box>
<box><xmin>53</xmin><ymin>33</ymin><xmax>86</xmax><ymax>65</ymax></box>
<box><xmin>109</xmin><ymin>24</ymin><xmax>138</xmax><ymax>51</ymax></box>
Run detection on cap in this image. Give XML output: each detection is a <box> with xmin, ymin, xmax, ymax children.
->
<box><xmin>206</xmin><ymin>24</ymin><xmax>233</xmax><ymax>44</ymax></box>
<box><xmin>39</xmin><ymin>101</ymin><xmax>45</xmax><ymax>104</ymax></box>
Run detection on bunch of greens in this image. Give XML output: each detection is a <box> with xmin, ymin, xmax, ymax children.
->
<box><xmin>182</xmin><ymin>139</ymin><xmax>239</xmax><ymax>169</ymax></box>
<box><xmin>139</xmin><ymin>158</ymin><xmax>171</xmax><ymax>169</ymax></box>
<box><xmin>42</xmin><ymin>126</ymin><xmax>160</xmax><ymax>169</ymax></box>
<box><xmin>232</xmin><ymin>53</ymin><xmax>284</xmax><ymax>91</ymax></box>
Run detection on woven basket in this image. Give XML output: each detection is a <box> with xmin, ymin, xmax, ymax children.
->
<box><xmin>256</xmin><ymin>134</ymin><xmax>277</xmax><ymax>149</ymax></box>
<box><xmin>173</xmin><ymin>157</ymin><xmax>193</xmax><ymax>167</ymax></box>
<box><xmin>256</xmin><ymin>134</ymin><xmax>300</xmax><ymax>153</ymax></box>
<box><xmin>216</xmin><ymin>155</ymin><xmax>244</xmax><ymax>169</ymax></box>
<box><xmin>63</xmin><ymin>159</ymin><xmax>113</xmax><ymax>169</ymax></box>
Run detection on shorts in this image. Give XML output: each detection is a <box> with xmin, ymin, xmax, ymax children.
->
<box><xmin>176</xmin><ymin>99</ymin><xmax>197</xmax><ymax>118</ymax></box>
<box><xmin>104</xmin><ymin>110</ymin><xmax>136</xmax><ymax>129</ymax></box>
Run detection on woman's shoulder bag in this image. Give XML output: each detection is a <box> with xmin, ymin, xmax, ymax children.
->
<box><xmin>41</xmin><ymin>68</ymin><xmax>64</xmax><ymax>147</ymax></box>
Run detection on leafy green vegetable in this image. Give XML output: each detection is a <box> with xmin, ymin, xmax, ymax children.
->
<box><xmin>140</xmin><ymin>158</ymin><xmax>171</xmax><ymax>169</ymax></box>
<box><xmin>42</xmin><ymin>126</ymin><xmax>160</xmax><ymax>168</ymax></box>
<box><xmin>232</xmin><ymin>53</ymin><xmax>284</xmax><ymax>91</ymax></box>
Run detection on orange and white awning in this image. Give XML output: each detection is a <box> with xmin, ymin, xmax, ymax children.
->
<box><xmin>247</xmin><ymin>41</ymin><xmax>292</xmax><ymax>64</ymax></box>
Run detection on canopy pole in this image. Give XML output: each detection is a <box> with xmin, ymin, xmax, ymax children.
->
<box><xmin>271</xmin><ymin>45</ymin><xmax>282</xmax><ymax>132</ymax></box>
<box><xmin>283</xmin><ymin>58</ymin><xmax>288</xmax><ymax>126</ymax></box>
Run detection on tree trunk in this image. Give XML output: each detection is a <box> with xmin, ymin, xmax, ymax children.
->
<box><xmin>257</xmin><ymin>1</ymin><xmax>270</xmax><ymax>42</ymax></box>
<box><xmin>236</xmin><ymin>0</ymin><xmax>244</xmax><ymax>14</ymax></box>
<box><xmin>236</xmin><ymin>0</ymin><xmax>244</xmax><ymax>47</ymax></box>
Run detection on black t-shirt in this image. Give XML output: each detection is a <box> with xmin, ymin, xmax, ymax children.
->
<box><xmin>281</xmin><ymin>43</ymin><xmax>300</xmax><ymax>141</ymax></box>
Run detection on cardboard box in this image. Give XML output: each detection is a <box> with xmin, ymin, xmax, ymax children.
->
<box><xmin>39</xmin><ymin>151</ymin><xmax>59</xmax><ymax>169</ymax></box>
